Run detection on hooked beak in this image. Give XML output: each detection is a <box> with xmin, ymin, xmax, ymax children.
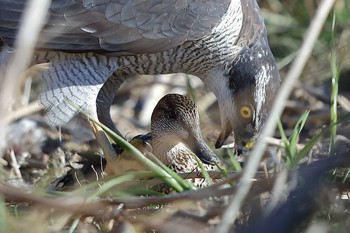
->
<box><xmin>215</xmin><ymin>119</ymin><xmax>233</xmax><ymax>149</ymax></box>
<box><xmin>215</xmin><ymin>119</ymin><xmax>256</xmax><ymax>150</ymax></box>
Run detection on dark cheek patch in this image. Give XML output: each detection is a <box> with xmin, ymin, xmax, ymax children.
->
<box><xmin>227</xmin><ymin>47</ymin><xmax>259</xmax><ymax>93</ymax></box>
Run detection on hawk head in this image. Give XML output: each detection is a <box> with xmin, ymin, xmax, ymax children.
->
<box><xmin>214</xmin><ymin>39</ymin><xmax>280</xmax><ymax>149</ymax></box>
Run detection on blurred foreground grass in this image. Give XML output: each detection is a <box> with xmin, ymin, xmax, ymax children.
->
<box><xmin>0</xmin><ymin>0</ymin><xmax>349</xmax><ymax>232</ymax></box>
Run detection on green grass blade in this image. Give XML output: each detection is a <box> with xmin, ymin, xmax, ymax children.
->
<box><xmin>68</xmin><ymin>218</ymin><xmax>80</xmax><ymax>233</ymax></box>
<box><xmin>148</xmin><ymin>153</ymin><xmax>195</xmax><ymax>190</ymax></box>
<box><xmin>277</xmin><ymin>119</ymin><xmax>292</xmax><ymax>166</ymax></box>
<box><xmin>227</xmin><ymin>148</ymin><xmax>242</xmax><ymax>172</ymax></box>
<box><xmin>192</xmin><ymin>152</ymin><xmax>212</xmax><ymax>185</ymax></box>
<box><xmin>93</xmin><ymin>173</ymin><xmax>137</xmax><ymax>197</ymax></box>
<box><xmin>215</xmin><ymin>162</ymin><xmax>229</xmax><ymax>177</ymax></box>
<box><xmin>290</xmin><ymin>111</ymin><xmax>310</xmax><ymax>158</ymax></box>
<box><xmin>91</xmin><ymin>119</ymin><xmax>185</xmax><ymax>192</ymax></box>
<box><xmin>297</xmin><ymin>113</ymin><xmax>350</xmax><ymax>159</ymax></box>
<box><xmin>289</xmin><ymin>111</ymin><xmax>310</xmax><ymax>165</ymax></box>
<box><xmin>64</xmin><ymin>99</ymin><xmax>190</xmax><ymax>192</ymax></box>
<box><xmin>341</xmin><ymin>168</ymin><xmax>350</xmax><ymax>183</ymax></box>
<box><xmin>0</xmin><ymin>198</ymin><xmax>6</xmax><ymax>232</ymax></box>
<box><xmin>296</xmin><ymin>129</ymin><xmax>324</xmax><ymax>160</ymax></box>
<box><xmin>277</xmin><ymin>111</ymin><xmax>309</xmax><ymax>167</ymax></box>
<box><xmin>329</xmin><ymin>10</ymin><xmax>343</xmax><ymax>153</ymax></box>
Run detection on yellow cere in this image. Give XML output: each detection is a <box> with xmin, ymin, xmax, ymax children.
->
<box><xmin>244</xmin><ymin>140</ymin><xmax>255</xmax><ymax>149</ymax></box>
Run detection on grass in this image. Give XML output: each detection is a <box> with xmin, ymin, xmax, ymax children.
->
<box><xmin>0</xmin><ymin>0</ymin><xmax>350</xmax><ymax>232</ymax></box>
<box><xmin>278</xmin><ymin>111</ymin><xmax>310</xmax><ymax>168</ymax></box>
<box><xmin>329</xmin><ymin>9</ymin><xmax>344</xmax><ymax>153</ymax></box>
<box><xmin>92</xmin><ymin>118</ymin><xmax>194</xmax><ymax>192</ymax></box>
<box><xmin>227</xmin><ymin>148</ymin><xmax>242</xmax><ymax>172</ymax></box>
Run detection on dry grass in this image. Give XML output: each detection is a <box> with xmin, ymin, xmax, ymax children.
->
<box><xmin>0</xmin><ymin>0</ymin><xmax>350</xmax><ymax>232</ymax></box>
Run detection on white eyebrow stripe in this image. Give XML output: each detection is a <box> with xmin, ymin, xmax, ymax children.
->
<box><xmin>254</xmin><ymin>64</ymin><xmax>269</xmax><ymax>128</ymax></box>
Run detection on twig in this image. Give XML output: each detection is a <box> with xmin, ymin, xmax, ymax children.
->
<box><xmin>74</xmin><ymin>171</ymin><xmax>83</xmax><ymax>188</ymax></box>
<box><xmin>1</xmin><ymin>151</ymin><xmax>349</xmax><ymax>223</ymax></box>
<box><xmin>0</xmin><ymin>0</ymin><xmax>50</xmax><ymax>153</ymax></box>
<box><xmin>4</xmin><ymin>100</ymin><xmax>43</xmax><ymax>123</ymax></box>
<box><xmin>0</xmin><ymin>184</ymin><xmax>110</xmax><ymax>216</ymax></box>
<box><xmin>9</xmin><ymin>149</ymin><xmax>23</xmax><ymax>180</ymax></box>
<box><xmin>266</xmin><ymin>137</ymin><xmax>304</xmax><ymax>150</ymax></box>
<box><xmin>105</xmin><ymin>177</ymin><xmax>275</xmax><ymax>209</ymax></box>
<box><xmin>0</xmin><ymin>175</ymin><xmax>273</xmax><ymax>213</ymax></box>
<box><xmin>338</xmin><ymin>95</ymin><xmax>350</xmax><ymax>112</ymax></box>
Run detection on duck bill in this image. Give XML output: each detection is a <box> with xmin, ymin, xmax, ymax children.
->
<box><xmin>189</xmin><ymin>134</ymin><xmax>220</xmax><ymax>165</ymax></box>
<box><xmin>215</xmin><ymin>120</ymin><xmax>233</xmax><ymax>149</ymax></box>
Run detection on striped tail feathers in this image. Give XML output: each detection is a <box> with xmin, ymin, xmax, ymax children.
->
<box><xmin>39</xmin><ymin>54</ymin><xmax>118</xmax><ymax>126</ymax></box>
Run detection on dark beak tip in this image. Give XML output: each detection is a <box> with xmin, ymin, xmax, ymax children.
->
<box><xmin>214</xmin><ymin>141</ymin><xmax>221</xmax><ymax>149</ymax></box>
<box><xmin>215</xmin><ymin>137</ymin><xmax>224</xmax><ymax>149</ymax></box>
<box><xmin>204</xmin><ymin>153</ymin><xmax>220</xmax><ymax>165</ymax></box>
<box><xmin>211</xmin><ymin>155</ymin><xmax>220</xmax><ymax>164</ymax></box>
<box><xmin>194</xmin><ymin>140</ymin><xmax>220</xmax><ymax>164</ymax></box>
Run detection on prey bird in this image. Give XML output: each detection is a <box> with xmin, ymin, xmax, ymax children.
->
<box><xmin>107</xmin><ymin>94</ymin><xmax>217</xmax><ymax>188</ymax></box>
<box><xmin>0</xmin><ymin>0</ymin><xmax>280</xmax><ymax>163</ymax></box>
<box><xmin>56</xmin><ymin>94</ymin><xmax>217</xmax><ymax>190</ymax></box>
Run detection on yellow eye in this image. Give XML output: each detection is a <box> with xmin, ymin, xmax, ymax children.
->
<box><xmin>240</xmin><ymin>106</ymin><xmax>252</xmax><ymax>119</ymax></box>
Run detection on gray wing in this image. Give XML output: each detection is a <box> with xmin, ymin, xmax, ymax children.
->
<box><xmin>0</xmin><ymin>0</ymin><xmax>231</xmax><ymax>54</ymax></box>
<box><xmin>237</xmin><ymin>0</ymin><xmax>266</xmax><ymax>47</ymax></box>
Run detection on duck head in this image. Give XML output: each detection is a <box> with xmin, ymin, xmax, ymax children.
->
<box><xmin>151</xmin><ymin>94</ymin><xmax>219</xmax><ymax>165</ymax></box>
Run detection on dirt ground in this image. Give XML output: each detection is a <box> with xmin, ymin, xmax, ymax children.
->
<box><xmin>0</xmin><ymin>0</ymin><xmax>350</xmax><ymax>232</ymax></box>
